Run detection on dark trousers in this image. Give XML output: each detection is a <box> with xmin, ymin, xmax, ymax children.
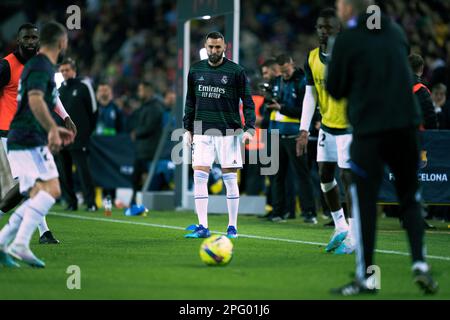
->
<box><xmin>242</xmin><ymin>149</ymin><xmax>265</xmax><ymax>195</ymax></box>
<box><xmin>55</xmin><ymin>148</ymin><xmax>96</xmax><ymax>207</ymax></box>
<box><xmin>350</xmin><ymin>127</ymin><xmax>425</xmax><ymax>280</ymax></box>
<box><xmin>272</xmin><ymin>136</ymin><xmax>316</xmax><ymax>216</ymax></box>
<box><xmin>131</xmin><ymin>158</ymin><xmax>150</xmax><ymax>205</ymax></box>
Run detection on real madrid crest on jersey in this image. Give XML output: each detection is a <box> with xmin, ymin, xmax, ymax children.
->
<box><xmin>221</xmin><ymin>75</ymin><xmax>228</xmax><ymax>84</ymax></box>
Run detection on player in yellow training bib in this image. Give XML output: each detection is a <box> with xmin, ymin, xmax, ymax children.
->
<box><xmin>296</xmin><ymin>8</ymin><xmax>356</xmax><ymax>255</ymax></box>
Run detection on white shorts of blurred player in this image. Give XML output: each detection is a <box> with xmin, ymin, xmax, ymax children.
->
<box><xmin>7</xmin><ymin>146</ymin><xmax>59</xmax><ymax>195</ymax></box>
<box><xmin>0</xmin><ymin>137</ymin><xmax>17</xmax><ymax>198</ymax></box>
<box><xmin>316</xmin><ymin>129</ymin><xmax>352</xmax><ymax>169</ymax></box>
<box><xmin>192</xmin><ymin>134</ymin><xmax>243</xmax><ymax>169</ymax></box>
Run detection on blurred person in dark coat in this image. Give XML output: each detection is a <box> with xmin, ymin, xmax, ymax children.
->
<box><xmin>129</xmin><ymin>81</ymin><xmax>164</xmax><ymax>205</ymax></box>
<box><xmin>57</xmin><ymin>58</ymin><xmax>98</xmax><ymax>212</ymax></box>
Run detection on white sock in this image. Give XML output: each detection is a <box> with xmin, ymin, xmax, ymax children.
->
<box><xmin>38</xmin><ymin>217</ymin><xmax>50</xmax><ymax>237</ymax></box>
<box><xmin>0</xmin><ymin>200</ymin><xmax>30</xmax><ymax>250</ymax></box>
<box><xmin>13</xmin><ymin>191</ymin><xmax>55</xmax><ymax>247</ymax></box>
<box><xmin>194</xmin><ymin>170</ymin><xmax>209</xmax><ymax>228</ymax></box>
<box><xmin>331</xmin><ymin>208</ymin><xmax>349</xmax><ymax>232</ymax></box>
<box><xmin>223</xmin><ymin>172</ymin><xmax>239</xmax><ymax>229</ymax></box>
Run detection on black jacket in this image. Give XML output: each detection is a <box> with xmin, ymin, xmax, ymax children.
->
<box><xmin>438</xmin><ymin>102</ymin><xmax>450</xmax><ymax>129</ymax></box>
<box><xmin>271</xmin><ymin>68</ymin><xmax>306</xmax><ymax>118</ymax></box>
<box><xmin>130</xmin><ymin>97</ymin><xmax>164</xmax><ymax>160</ymax></box>
<box><xmin>412</xmin><ymin>75</ymin><xmax>437</xmax><ymax>129</ymax></box>
<box><xmin>327</xmin><ymin>14</ymin><xmax>421</xmax><ymax>136</ymax></box>
<box><xmin>59</xmin><ymin>77</ymin><xmax>97</xmax><ymax>149</ymax></box>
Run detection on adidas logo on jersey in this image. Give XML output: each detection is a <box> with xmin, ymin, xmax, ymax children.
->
<box><xmin>197</xmin><ymin>76</ymin><xmax>205</xmax><ymax>81</ymax></box>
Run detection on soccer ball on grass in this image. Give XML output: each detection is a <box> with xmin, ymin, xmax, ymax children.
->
<box><xmin>199</xmin><ymin>235</ymin><xmax>233</xmax><ymax>266</ymax></box>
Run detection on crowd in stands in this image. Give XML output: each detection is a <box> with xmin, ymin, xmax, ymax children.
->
<box><xmin>0</xmin><ymin>0</ymin><xmax>448</xmax><ymax>219</ymax></box>
<box><xmin>1</xmin><ymin>0</ymin><xmax>448</xmax><ymax>110</ymax></box>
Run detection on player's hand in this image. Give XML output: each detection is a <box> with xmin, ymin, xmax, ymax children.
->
<box><xmin>64</xmin><ymin>117</ymin><xmax>77</xmax><ymax>138</ymax></box>
<box><xmin>183</xmin><ymin>131</ymin><xmax>192</xmax><ymax>147</ymax></box>
<box><xmin>296</xmin><ymin>130</ymin><xmax>309</xmax><ymax>157</ymax></box>
<box><xmin>48</xmin><ymin>126</ymin><xmax>74</xmax><ymax>154</ymax></box>
<box><xmin>242</xmin><ymin>131</ymin><xmax>254</xmax><ymax>144</ymax></box>
<box><xmin>266</xmin><ymin>100</ymin><xmax>281</xmax><ymax>111</ymax></box>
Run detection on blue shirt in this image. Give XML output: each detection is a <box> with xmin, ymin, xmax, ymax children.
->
<box><xmin>95</xmin><ymin>101</ymin><xmax>124</xmax><ymax>136</ymax></box>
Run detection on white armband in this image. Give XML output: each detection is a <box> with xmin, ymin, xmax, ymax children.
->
<box><xmin>54</xmin><ymin>95</ymin><xmax>69</xmax><ymax>120</ymax></box>
<box><xmin>299</xmin><ymin>85</ymin><xmax>317</xmax><ymax>132</ymax></box>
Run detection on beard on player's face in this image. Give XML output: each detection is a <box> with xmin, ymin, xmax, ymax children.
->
<box><xmin>19</xmin><ymin>43</ymin><xmax>38</xmax><ymax>60</ymax></box>
<box><xmin>208</xmin><ymin>51</ymin><xmax>223</xmax><ymax>64</ymax></box>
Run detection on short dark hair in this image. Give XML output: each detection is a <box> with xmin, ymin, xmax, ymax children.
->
<box><xmin>17</xmin><ymin>23</ymin><xmax>38</xmax><ymax>37</ymax></box>
<box><xmin>432</xmin><ymin>83</ymin><xmax>447</xmax><ymax>93</ymax></box>
<box><xmin>139</xmin><ymin>81</ymin><xmax>154</xmax><ymax>90</ymax></box>
<box><xmin>96</xmin><ymin>81</ymin><xmax>111</xmax><ymax>90</ymax></box>
<box><xmin>318</xmin><ymin>7</ymin><xmax>337</xmax><ymax>20</ymax></box>
<box><xmin>60</xmin><ymin>57</ymin><xmax>76</xmax><ymax>70</ymax></box>
<box><xmin>276</xmin><ymin>54</ymin><xmax>293</xmax><ymax>66</ymax></box>
<box><xmin>206</xmin><ymin>31</ymin><xmax>224</xmax><ymax>41</ymax></box>
<box><xmin>408</xmin><ymin>53</ymin><xmax>424</xmax><ymax>74</ymax></box>
<box><xmin>40</xmin><ymin>21</ymin><xmax>67</xmax><ymax>48</ymax></box>
<box><xmin>261</xmin><ymin>58</ymin><xmax>278</xmax><ymax>68</ymax></box>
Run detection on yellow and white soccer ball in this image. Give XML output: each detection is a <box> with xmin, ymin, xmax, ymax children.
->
<box><xmin>199</xmin><ymin>235</ymin><xmax>234</xmax><ymax>266</ymax></box>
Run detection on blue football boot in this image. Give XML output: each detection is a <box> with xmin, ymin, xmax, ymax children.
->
<box><xmin>226</xmin><ymin>226</ymin><xmax>238</xmax><ymax>239</ymax></box>
<box><xmin>334</xmin><ymin>237</ymin><xmax>355</xmax><ymax>255</ymax></box>
<box><xmin>0</xmin><ymin>248</ymin><xmax>20</xmax><ymax>268</ymax></box>
<box><xmin>185</xmin><ymin>224</ymin><xmax>198</xmax><ymax>231</ymax></box>
<box><xmin>8</xmin><ymin>244</ymin><xmax>45</xmax><ymax>268</ymax></box>
<box><xmin>325</xmin><ymin>230</ymin><xmax>348</xmax><ymax>253</ymax></box>
<box><xmin>184</xmin><ymin>224</ymin><xmax>211</xmax><ymax>238</ymax></box>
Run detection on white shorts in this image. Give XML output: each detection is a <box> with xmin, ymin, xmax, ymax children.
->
<box><xmin>192</xmin><ymin>135</ymin><xmax>243</xmax><ymax>169</ymax></box>
<box><xmin>316</xmin><ymin>129</ymin><xmax>352</xmax><ymax>169</ymax></box>
<box><xmin>8</xmin><ymin>146</ymin><xmax>59</xmax><ymax>194</ymax></box>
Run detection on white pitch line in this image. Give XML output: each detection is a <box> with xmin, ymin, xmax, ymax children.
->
<box><xmin>49</xmin><ymin>212</ymin><xmax>450</xmax><ymax>262</ymax></box>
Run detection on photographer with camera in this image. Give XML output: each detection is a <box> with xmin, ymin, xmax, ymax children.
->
<box><xmin>259</xmin><ymin>59</ymin><xmax>280</xmax><ymax>131</ymax></box>
<box><xmin>265</xmin><ymin>54</ymin><xmax>317</xmax><ymax>223</ymax></box>
<box><xmin>258</xmin><ymin>59</ymin><xmax>295</xmax><ymax>220</ymax></box>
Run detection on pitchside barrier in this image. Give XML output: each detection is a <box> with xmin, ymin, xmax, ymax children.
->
<box><xmin>86</xmin><ymin>130</ymin><xmax>450</xmax><ymax>213</ymax></box>
<box><xmin>379</xmin><ymin>130</ymin><xmax>450</xmax><ymax>205</ymax></box>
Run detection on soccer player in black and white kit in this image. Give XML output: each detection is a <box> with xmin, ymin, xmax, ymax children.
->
<box><xmin>183</xmin><ymin>32</ymin><xmax>255</xmax><ymax>239</ymax></box>
<box><xmin>0</xmin><ymin>22</ymin><xmax>73</xmax><ymax>268</ymax></box>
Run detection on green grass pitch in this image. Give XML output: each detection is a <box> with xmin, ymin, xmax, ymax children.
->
<box><xmin>0</xmin><ymin>205</ymin><xmax>449</xmax><ymax>300</ymax></box>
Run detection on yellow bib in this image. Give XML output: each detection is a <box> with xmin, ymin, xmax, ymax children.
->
<box><xmin>308</xmin><ymin>48</ymin><xmax>348</xmax><ymax>129</ymax></box>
